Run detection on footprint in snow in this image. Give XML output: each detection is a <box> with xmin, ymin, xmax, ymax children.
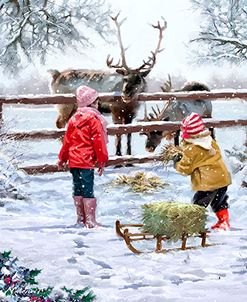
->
<box><xmin>87</xmin><ymin>256</ymin><xmax>112</xmax><ymax>269</ymax></box>
<box><xmin>79</xmin><ymin>269</ymin><xmax>90</xmax><ymax>275</ymax></box>
<box><xmin>67</xmin><ymin>256</ymin><xmax>77</xmax><ymax>264</ymax></box>
<box><xmin>73</xmin><ymin>238</ymin><xmax>89</xmax><ymax>249</ymax></box>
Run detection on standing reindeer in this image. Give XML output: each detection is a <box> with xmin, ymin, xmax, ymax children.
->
<box><xmin>50</xmin><ymin>13</ymin><xmax>166</xmax><ymax>156</ymax></box>
<box><xmin>49</xmin><ymin>69</ymin><xmax>123</xmax><ymax>128</ymax></box>
<box><xmin>140</xmin><ymin>79</ymin><xmax>213</xmax><ymax>152</ymax></box>
<box><xmin>106</xmin><ymin>13</ymin><xmax>166</xmax><ymax>156</ymax></box>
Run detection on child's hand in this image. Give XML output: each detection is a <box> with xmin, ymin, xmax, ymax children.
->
<box><xmin>97</xmin><ymin>167</ymin><xmax>104</xmax><ymax>176</ymax></box>
<box><xmin>57</xmin><ymin>160</ymin><xmax>67</xmax><ymax>171</ymax></box>
<box><xmin>172</xmin><ymin>153</ymin><xmax>183</xmax><ymax>163</ymax></box>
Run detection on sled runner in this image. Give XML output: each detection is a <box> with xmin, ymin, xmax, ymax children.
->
<box><xmin>116</xmin><ymin>220</ymin><xmax>215</xmax><ymax>254</ymax></box>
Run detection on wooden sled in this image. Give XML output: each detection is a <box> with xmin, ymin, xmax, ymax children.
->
<box><xmin>116</xmin><ymin>220</ymin><xmax>216</xmax><ymax>254</ymax></box>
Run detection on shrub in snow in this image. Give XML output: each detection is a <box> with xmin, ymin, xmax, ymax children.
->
<box><xmin>225</xmin><ymin>146</ymin><xmax>247</xmax><ymax>187</ymax></box>
<box><xmin>0</xmin><ymin>251</ymin><xmax>96</xmax><ymax>302</ymax></box>
<box><xmin>0</xmin><ymin>130</ymin><xmax>29</xmax><ymax>204</ymax></box>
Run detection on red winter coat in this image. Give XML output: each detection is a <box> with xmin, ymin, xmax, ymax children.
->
<box><xmin>58</xmin><ymin>110</ymin><xmax>108</xmax><ymax>169</ymax></box>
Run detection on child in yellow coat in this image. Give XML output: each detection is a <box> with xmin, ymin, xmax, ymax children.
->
<box><xmin>175</xmin><ymin>112</ymin><xmax>232</xmax><ymax>230</ymax></box>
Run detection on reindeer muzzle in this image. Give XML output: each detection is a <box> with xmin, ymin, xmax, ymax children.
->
<box><xmin>145</xmin><ymin>146</ymin><xmax>156</xmax><ymax>153</ymax></box>
<box><xmin>121</xmin><ymin>95</ymin><xmax>132</xmax><ymax>103</ymax></box>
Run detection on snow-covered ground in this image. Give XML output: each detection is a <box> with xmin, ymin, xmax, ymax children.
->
<box><xmin>1</xmin><ymin>164</ymin><xmax>247</xmax><ymax>302</ymax></box>
<box><xmin>0</xmin><ymin>98</ymin><xmax>247</xmax><ymax>301</ymax></box>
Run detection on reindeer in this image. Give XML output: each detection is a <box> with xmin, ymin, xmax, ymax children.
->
<box><xmin>49</xmin><ymin>69</ymin><xmax>123</xmax><ymax>128</ymax></box>
<box><xmin>140</xmin><ymin>79</ymin><xmax>213</xmax><ymax>152</ymax></box>
<box><xmin>50</xmin><ymin>13</ymin><xmax>166</xmax><ymax>156</ymax></box>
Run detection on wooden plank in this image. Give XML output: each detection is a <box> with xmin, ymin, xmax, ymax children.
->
<box><xmin>0</xmin><ymin>103</ymin><xmax>2</xmax><ymax>123</ymax></box>
<box><xmin>0</xmin><ymin>90</ymin><xmax>247</xmax><ymax>105</ymax></box>
<box><xmin>20</xmin><ymin>155</ymin><xmax>162</xmax><ymax>174</ymax></box>
<box><xmin>136</xmin><ymin>91</ymin><xmax>247</xmax><ymax>101</ymax></box>
<box><xmin>107</xmin><ymin>119</ymin><xmax>247</xmax><ymax>135</ymax></box>
<box><xmin>3</xmin><ymin>119</ymin><xmax>247</xmax><ymax>140</ymax></box>
<box><xmin>2</xmin><ymin>130</ymin><xmax>65</xmax><ymax>140</ymax></box>
<box><xmin>0</xmin><ymin>94</ymin><xmax>121</xmax><ymax>105</ymax></box>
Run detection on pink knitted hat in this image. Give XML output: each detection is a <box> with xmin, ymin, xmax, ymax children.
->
<box><xmin>75</xmin><ymin>85</ymin><xmax>99</xmax><ymax>107</ymax></box>
<box><xmin>181</xmin><ymin>112</ymin><xmax>206</xmax><ymax>139</ymax></box>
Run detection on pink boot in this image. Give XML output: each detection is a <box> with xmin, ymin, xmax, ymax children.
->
<box><xmin>73</xmin><ymin>196</ymin><xmax>86</xmax><ymax>225</ymax></box>
<box><xmin>211</xmin><ymin>208</ymin><xmax>230</xmax><ymax>231</ymax></box>
<box><xmin>83</xmin><ymin>198</ymin><xmax>101</xmax><ymax>228</ymax></box>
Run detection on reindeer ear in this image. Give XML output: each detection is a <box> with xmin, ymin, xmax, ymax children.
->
<box><xmin>140</xmin><ymin>70</ymin><xmax>151</xmax><ymax>77</ymax></box>
<box><xmin>48</xmin><ymin>69</ymin><xmax>60</xmax><ymax>81</ymax></box>
<box><xmin>116</xmin><ymin>69</ymin><xmax>127</xmax><ymax>75</ymax></box>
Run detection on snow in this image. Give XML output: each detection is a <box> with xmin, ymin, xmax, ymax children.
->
<box><xmin>1</xmin><ymin>0</ymin><xmax>247</xmax><ymax>301</ymax></box>
<box><xmin>1</xmin><ymin>97</ymin><xmax>247</xmax><ymax>301</ymax></box>
<box><xmin>0</xmin><ymin>162</ymin><xmax>247</xmax><ymax>302</ymax></box>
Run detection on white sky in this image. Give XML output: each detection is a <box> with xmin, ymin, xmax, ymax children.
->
<box><xmin>36</xmin><ymin>0</ymin><xmax>247</xmax><ymax>90</ymax></box>
<box><xmin>47</xmin><ymin>0</ymin><xmax>199</xmax><ymax>78</ymax></box>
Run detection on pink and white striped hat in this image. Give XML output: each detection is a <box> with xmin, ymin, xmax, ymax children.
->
<box><xmin>75</xmin><ymin>85</ymin><xmax>99</xmax><ymax>108</ymax></box>
<box><xmin>181</xmin><ymin>112</ymin><xmax>206</xmax><ymax>139</ymax></box>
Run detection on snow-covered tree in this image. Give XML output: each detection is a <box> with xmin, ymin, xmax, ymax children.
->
<box><xmin>225</xmin><ymin>146</ymin><xmax>247</xmax><ymax>188</ymax></box>
<box><xmin>0</xmin><ymin>0</ymin><xmax>113</xmax><ymax>74</ymax></box>
<box><xmin>190</xmin><ymin>0</ymin><xmax>247</xmax><ymax>64</ymax></box>
<box><xmin>0</xmin><ymin>126</ymin><xmax>29</xmax><ymax>203</ymax></box>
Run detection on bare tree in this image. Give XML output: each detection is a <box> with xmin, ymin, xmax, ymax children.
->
<box><xmin>0</xmin><ymin>0</ymin><xmax>113</xmax><ymax>74</ymax></box>
<box><xmin>190</xmin><ymin>0</ymin><xmax>247</xmax><ymax>63</ymax></box>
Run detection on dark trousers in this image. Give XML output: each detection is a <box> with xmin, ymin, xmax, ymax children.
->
<box><xmin>70</xmin><ymin>168</ymin><xmax>94</xmax><ymax>198</ymax></box>
<box><xmin>192</xmin><ymin>186</ymin><xmax>229</xmax><ymax>213</ymax></box>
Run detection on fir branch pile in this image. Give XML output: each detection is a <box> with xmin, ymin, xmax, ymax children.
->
<box><xmin>111</xmin><ymin>172</ymin><xmax>166</xmax><ymax>193</ymax></box>
<box><xmin>160</xmin><ymin>144</ymin><xmax>183</xmax><ymax>165</ymax></box>
<box><xmin>0</xmin><ymin>251</ymin><xmax>96</xmax><ymax>302</ymax></box>
<box><xmin>142</xmin><ymin>202</ymin><xmax>207</xmax><ymax>241</ymax></box>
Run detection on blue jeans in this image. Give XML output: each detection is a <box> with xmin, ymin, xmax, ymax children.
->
<box><xmin>70</xmin><ymin>168</ymin><xmax>94</xmax><ymax>198</ymax></box>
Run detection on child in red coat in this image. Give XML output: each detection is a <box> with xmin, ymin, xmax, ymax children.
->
<box><xmin>58</xmin><ymin>85</ymin><xmax>109</xmax><ymax>228</ymax></box>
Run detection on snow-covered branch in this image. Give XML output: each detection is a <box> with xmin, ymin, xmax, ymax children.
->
<box><xmin>190</xmin><ymin>0</ymin><xmax>247</xmax><ymax>63</ymax></box>
<box><xmin>0</xmin><ymin>0</ymin><xmax>114</xmax><ymax>74</ymax></box>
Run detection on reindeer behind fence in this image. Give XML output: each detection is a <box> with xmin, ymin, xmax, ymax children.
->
<box><xmin>140</xmin><ymin>79</ymin><xmax>213</xmax><ymax>151</ymax></box>
<box><xmin>50</xmin><ymin>13</ymin><xmax>166</xmax><ymax>157</ymax></box>
<box><xmin>105</xmin><ymin>13</ymin><xmax>166</xmax><ymax>156</ymax></box>
<box><xmin>49</xmin><ymin>69</ymin><xmax>123</xmax><ymax>128</ymax></box>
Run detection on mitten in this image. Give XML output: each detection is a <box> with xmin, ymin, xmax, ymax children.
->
<box><xmin>172</xmin><ymin>153</ymin><xmax>183</xmax><ymax>164</ymax></box>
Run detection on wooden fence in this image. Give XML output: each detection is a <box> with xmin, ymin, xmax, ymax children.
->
<box><xmin>0</xmin><ymin>90</ymin><xmax>246</xmax><ymax>174</ymax></box>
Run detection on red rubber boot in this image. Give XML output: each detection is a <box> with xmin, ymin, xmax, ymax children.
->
<box><xmin>211</xmin><ymin>209</ymin><xmax>230</xmax><ymax>231</ymax></box>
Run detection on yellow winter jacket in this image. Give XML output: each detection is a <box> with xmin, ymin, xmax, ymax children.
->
<box><xmin>176</xmin><ymin>140</ymin><xmax>231</xmax><ymax>191</ymax></box>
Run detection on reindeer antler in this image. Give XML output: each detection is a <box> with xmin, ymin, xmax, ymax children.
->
<box><xmin>135</xmin><ymin>19</ymin><xmax>167</xmax><ymax>72</ymax></box>
<box><xmin>140</xmin><ymin>104</ymin><xmax>163</xmax><ymax>122</ymax></box>
<box><xmin>140</xmin><ymin>100</ymin><xmax>171</xmax><ymax>122</ymax></box>
<box><xmin>161</xmin><ymin>74</ymin><xmax>172</xmax><ymax>92</ymax></box>
<box><xmin>107</xmin><ymin>14</ymin><xmax>167</xmax><ymax>73</ymax></box>
<box><xmin>106</xmin><ymin>12</ymin><xmax>130</xmax><ymax>71</ymax></box>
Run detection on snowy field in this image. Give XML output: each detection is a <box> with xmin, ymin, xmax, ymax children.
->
<box><xmin>0</xmin><ymin>98</ymin><xmax>247</xmax><ymax>301</ymax></box>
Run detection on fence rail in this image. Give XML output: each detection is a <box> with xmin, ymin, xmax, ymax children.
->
<box><xmin>1</xmin><ymin>90</ymin><xmax>247</xmax><ymax>105</ymax></box>
<box><xmin>1</xmin><ymin>119</ymin><xmax>247</xmax><ymax>141</ymax></box>
<box><xmin>0</xmin><ymin>91</ymin><xmax>246</xmax><ymax>174</ymax></box>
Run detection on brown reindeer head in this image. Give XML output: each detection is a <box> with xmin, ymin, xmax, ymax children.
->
<box><xmin>107</xmin><ymin>13</ymin><xmax>166</xmax><ymax>102</ymax></box>
<box><xmin>139</xmin><ymin>103</ymin><xmax>173</xmax><ymax>152</ymax></box>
